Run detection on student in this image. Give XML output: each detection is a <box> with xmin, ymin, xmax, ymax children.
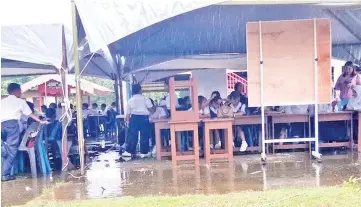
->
<box><xmin>229</xmin><ymin>91</ymin><xmax>248</xmax><ymax>151</ymax></box>
<box><xmin>122</xmin><ymin>84</ymin><xmax>155</xmax><ymax>158</ymax></box>
<box><xmin>100</xmin><ymin>104</ymin><xmax>107</xmax><ymax>115</ymax></box>
<box><xmin>198</xmin><ymin>96</ymin><xmax>210</xmax><ymax>117</ymax></box>
<box><xmin>56</xmin><ymin>103</ymin><xmax>63</xmax><ymax>120</ymax></box>
<box><xmin>82</xmin><ymin>103</ymin><xmax>90</xmax><ymax>118</ymax></box>
<box><xmin>1</xmin><ymin>83</ymin><xmax>46</xmax><ymax>182</ymax></box>
<box><xmin>211</xmin><ymin>91</ymin><xmax>221</xmax><ymax>100</ymax></box>
<box><xmin>149</xmin><ymin>99</ymin><xmax>167</xmax><ymax>155</ymax></box>
<box><xmin>49</xmin><ymin>103</ymin><xmax>57</xmax><ymax>109</ymax></box>
<box><xmin>89</xmin><ymin>103</ymin><xmax>99</xmax><ymax>115</ymax></box>
<box><xmin>209</xmin><ymin>97</ymin><xmax>222</xmax><ymax>149</ymax></box>
<box><xmin>277</xmin><ymin>105</ymin><xmax>310</xmax><ymax>141</ymax></box>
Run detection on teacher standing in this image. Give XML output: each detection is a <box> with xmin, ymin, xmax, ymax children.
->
<box><xmin>334</xmin><ymin>61</ymin><xmax>361</xmax><ymax>102</ymax></box>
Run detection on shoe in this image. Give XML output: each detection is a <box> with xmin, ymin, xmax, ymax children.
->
<box><xmin>139</xmin><ymin>153</ymin><xmax>150</xmax><ymax>158</ymax></box>
<box><xmin>1</xmin><ymin>175</ymin><xmax>15</xmax><ymax>182</ymax></box>
<box><xmin>215</xmin><ymin>141</ymin><xmax>221</xmax><ymax>149</ymax></box>
<box><xmin>122</xmin><ymin>151</ymin><xmax>132</xmax><ymax>157</ymax></box>
<box><xmin>151</xmin><ymin>146</ymin><xmax>156</xmax><ymax>156</ymax></box>
<box><xmin>210</xmin><ymin>144</ymin><xmax>214</xmax><ymax>149</ymax></box>
<box><xmin>240</xmin><ymin>141</ymin><xmax>248</xmax><ymax>152</ymax></box>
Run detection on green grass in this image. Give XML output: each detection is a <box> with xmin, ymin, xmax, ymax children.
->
<box><xmin>16</xmin><ymin>186</ymin><xmax>361</xmax><ymax>207</ymax></box>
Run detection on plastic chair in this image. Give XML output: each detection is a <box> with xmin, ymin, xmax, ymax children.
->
<box><xmin>17</xmin><ymin>122</ymin><xmax>40</xmax><ymax>177</ymax></box>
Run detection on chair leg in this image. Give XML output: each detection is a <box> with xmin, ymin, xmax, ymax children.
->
<box><xmin>28</xmin><ymin>149</ymin><xmax>37</xmax><ymax>178</ymax></box>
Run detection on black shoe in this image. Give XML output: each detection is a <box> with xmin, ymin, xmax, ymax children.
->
<box><xmin>1</xmin><ymin>175</ymin><xmax>16</xmax><ymax>182</ymax></box>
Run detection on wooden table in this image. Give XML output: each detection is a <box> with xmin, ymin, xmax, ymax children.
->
<box><xmin>153</xmin><ymin>119</ymin><xmax>171</xmax><ymax>160</ymax></box>
<box><xmin>233</xmin><ymin>115</ymin><xmax>263</xmax><ymax>152</ymax></box>
<box><xmin>270</xmin><ymin>113</ymin><xmax>310</xmax><ymax>151</ymax></box>
<box><xmin>202</xmin><ymin>118</ymin><xmax>234</xmax><ymax>165</ymax></box>
<box><xmin>318</xmin><ymin>111</ymin><xmax>353</xmax><ymax>149</ymax></box>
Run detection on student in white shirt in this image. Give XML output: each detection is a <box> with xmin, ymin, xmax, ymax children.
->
<box><xmin>89</xmin><ymin>103</ymin><xmax>99</xmax><ymax>115</ymax></box>
<box><xmin>1</xmin><ymin>83</ymin><xmax>46</xmax><ymax>182</ymax></box>
<box><xmin>100</xmin><ymin>104</ymin><xmax>107</xmax><ymax>116</ymax></box>
<box><xmin>122</xmin><ymin>84</ymin><xmax>155</xmax><ymax>158</ymax></box>
<box><xmin>229</xmin><ymin>91</ymin><xmax>248</xmax><ymax>151</ymax></box>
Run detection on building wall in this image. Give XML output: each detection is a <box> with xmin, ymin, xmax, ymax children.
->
<box><xmin>191</xmin><ymin>69</ymin><xmax>228</xmax><ymax>99</ymax></box>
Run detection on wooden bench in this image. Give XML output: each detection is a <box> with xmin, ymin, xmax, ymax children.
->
<box><xmin>270</xmin><ymin>113</ymin><xmax>310</xmax><ymax>151</ymax></box>
<box><xmin>318</xmin><ymin>111</ymin><xmax>353</xmax><ymax>149</ymax></box>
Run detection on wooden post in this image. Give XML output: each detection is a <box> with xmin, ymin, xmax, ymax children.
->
<box><xmin>72</xmin><ymin>0</ymin><xmax>85</xmax><ymax>175</ymax></box>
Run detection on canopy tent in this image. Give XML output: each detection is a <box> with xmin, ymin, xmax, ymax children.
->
<box><xmin>21</xmin><ymin>74</ymin><xmax>113</xmax><ymax>96</ymax></box>
<box><xmin>82</xmin><ymin>3</ymin><xmax>359</xmax><ymax>79</ymax></box>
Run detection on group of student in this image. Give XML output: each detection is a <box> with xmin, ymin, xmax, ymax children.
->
<box><xmin>121</xmin><ymin>61</ymin><xmax>361</xmax><ymax>159</ymax></box>
<box><xmin>121</xmin><ymin>80</ymin><xmax>253</xmax><ymax>159</ymax></box>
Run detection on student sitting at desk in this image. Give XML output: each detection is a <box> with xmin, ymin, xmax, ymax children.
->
<box><xmin>209</xmin><ymin>97</ymin><xmax>222</xmax><ymax>149</ymax></box>
<box><xmin>149</xmin><ymin>99</ymin><xmax>167</xmax><ymax>156</ymax></box>
<box><xmin>277</xmin><ymin>105</ymin><xmax>310</xmax><ymax>141</ymax></box>
<box><xmin>229</xmin><ymin>91</ymin><xmax>248</xmax><ymax>151</ymax></box>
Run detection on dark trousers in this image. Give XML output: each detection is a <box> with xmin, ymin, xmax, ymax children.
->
<box><xmin>1</xmin><ymin>120</ymin><xmax>20</xmax><ymax>176</ymax></box>
<box><xmin>126</xmin><ymin>115</ymin><xmax>150</xmax><ymax>154</ymax></box>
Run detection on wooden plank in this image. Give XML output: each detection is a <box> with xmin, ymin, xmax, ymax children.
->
<box><xmin>247</xmin><ymin>19</ymin><xmax>331</xmax><ymax>107</ymax></box>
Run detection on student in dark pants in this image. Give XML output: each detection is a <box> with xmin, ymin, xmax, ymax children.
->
<box><xmin>122</xmin><ymin>84</ymin><xmax>155</xmax><ymax>159</ymax></box>
<box><xmin>1</xmin><ymin>83</ymin><xmax>47</xmax><ymax>182</ymax></box>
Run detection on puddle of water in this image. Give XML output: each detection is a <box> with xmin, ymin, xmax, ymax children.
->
<box><xmin>2</xmin><ymin>151</ymin><xmax>360</xmax><ymax>206</ymax></box>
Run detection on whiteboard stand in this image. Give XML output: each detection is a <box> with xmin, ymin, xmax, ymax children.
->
<box><xmin>259</xmin><ymin>19</ymin><xmax>322</xmax><ymax>164</ymax></box>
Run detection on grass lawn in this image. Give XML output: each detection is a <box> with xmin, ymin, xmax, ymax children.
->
<box><xmin>17</xmin><ymin>186</ymin><xmax>361</xmax><ymax>207</ymax></box>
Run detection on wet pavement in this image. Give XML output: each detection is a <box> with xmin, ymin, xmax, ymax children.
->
<box><xmin>2</xmin><ymin>151</ymin><xmax>361</xmax><ymax>206</ymax></box>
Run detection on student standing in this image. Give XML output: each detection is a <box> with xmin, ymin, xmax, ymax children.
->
<box><xmin>1</xmin><ymin>83</ymin><xmax>47</xmax><ymax>182</ymax></box>
<box><xmin>122</xmin><ymin>84</ymin><xmax>155</xmax><ymax>158</ymax></box>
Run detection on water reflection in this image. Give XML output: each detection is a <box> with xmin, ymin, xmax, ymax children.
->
<box><xmin>2</xmin><ymin>152</ymin><xmax>360</xmax><ymax>206</ymax></box>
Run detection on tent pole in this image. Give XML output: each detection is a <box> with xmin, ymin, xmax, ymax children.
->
<box><xmin>71</xmin><ymin>0</ymin><xmax>85</xmax><ymax>175</ymax></box>
<box><xmin>60</xmin><ymin>26</ymin><xmax>69</xmax><ymax>171</ymax></box>
<box><xmin>114</xmin><ymin>78</ymin><xmax>123</xmax><ymax>114</ymax></box>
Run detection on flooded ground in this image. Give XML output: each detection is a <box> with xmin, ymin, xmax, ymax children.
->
<box><xmin>2</xmin><ymin>151</ymin><xmax>361</xmax><ymax>207</ymax></box>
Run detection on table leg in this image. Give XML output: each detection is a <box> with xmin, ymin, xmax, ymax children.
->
<box><xmin>226</xmin><ymin>126</ymin><xmax>233</xmax><ymax>164</ymax></box>
<box><xmin>155</xmin><ymin>125</ymin><xmax>162</xmax><ymax>161</ymax></box>
<box><xmin>170</xmin><ymin>125</ymin><xmax>177</xmax><ymax>166</ymax></box>
<box><xmin>204</xmin><ymin>125</ymin><xmax>211</xmax><ymax>165</ymax></box>
<box><xmin>193</xmin><ymin>126</ymin><xmax>200</xmax><ymax>166</ymax></box>
<box><xmin>272</xmin><ymin>123</ymin><xmax>275</xmax><ymax>154</ymax></box>
<box><xmin>350</xmin><ymin>116</ymin><xmax>354</xmax><ymax>150</ymax></box>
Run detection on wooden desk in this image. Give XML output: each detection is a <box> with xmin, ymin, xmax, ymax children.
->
<box><xmin>233</xmin><ymin>115</ymin><xmax>263</xmax><ymax>152</ymax></box>
<box><xmin>153</xmin><ymin>119</ymin><xmax>171</xmax><ymax>160</ymax></box>
<box><xmin>318</xmin><ymin>111</ymin><xmax>353</xmax><ymax>149</ymax></box>
<box><xmin>270</xmin><ymin>113</ymin><xmax>310</xmax><ymax>151</ymax></box>
<box><xmin>202</xmin><ymin>118</ymin><xmax>233</xmax><ymax>165</ymax></box>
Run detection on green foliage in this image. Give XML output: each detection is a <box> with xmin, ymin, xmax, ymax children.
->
<box><xmin>1</xmin><ymin>76</ymin><xmax>36</xmax><ymax>95</ymax></box>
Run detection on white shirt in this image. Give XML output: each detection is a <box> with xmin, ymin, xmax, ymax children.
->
<box><xmin>126</xmin><ymin>94</ymin><xmax>153</xmax><ymax>115</ymax></box>
<box><xmin>149</xmin><ymin>107</ymin><xmax>167</xmax><ymax>121</ymax></box>
<box><xmin>231</xmin><ymin>102</ymin><xmax>246</xmax><ymax>114</ymax></box>
<box><xmin>56</xmin><ymin>108</ymin><xmax>62</xmax><ymax>120</ymax></box>
<box><xmin>1</xmin><ymin>95</ymin><xmax>32</xmax><ymax>122</ymax></box>
<box><xmin>161</xmin><ymin>93</ymin><xmax>180</xmax><ymax>110</ymax></box>
<box><xmin>82</xmin><ymin>109</ymin><xmax>90</xmax><ymax>118</ymax></box>
<box><xmin>199</xmin><ymin>106</ymin><xmax>210</xmax><ymax>115</ymax></box>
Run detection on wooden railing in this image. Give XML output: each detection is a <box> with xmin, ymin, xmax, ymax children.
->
<box><xmin>227</xmin><ymin>73</ymin><xmax>248</xmax><ymax>95</ymax></box>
